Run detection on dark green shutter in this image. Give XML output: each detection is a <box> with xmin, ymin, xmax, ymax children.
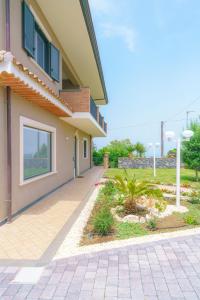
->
<box><xmin>50</xmin><ymin>44</ymin><xmax>60</xmax><ymax>82</ymax></box>
<box><xmin>22</xmin><ymin>1</ymin><xmax>35</xmax><ymax>57</ymax></box>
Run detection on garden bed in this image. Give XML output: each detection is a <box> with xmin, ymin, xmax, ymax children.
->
<box><xmin>80</xmin><ymin>173</ymin><xmax>200</xmax><ymax>246</ymax></box>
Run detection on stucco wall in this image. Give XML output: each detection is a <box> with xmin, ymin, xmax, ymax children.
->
<box><xmin>79</xmin><ymin>134</ymin><xmax>91</xmax><ymax>174</ymax></box>
<box><xmin>0</xmin><ymin>88</ymin><xmax>7</xmax><ymax>220</ymax></box>
<box><xmin>0</xmin><ymin>92</ymin><xmax>91</xmax><ymax>221</ymax></box>
<box><xmin>10</xmin><ymin>0</ymin><xmax>62</xmax><ymax>94</ymax></box>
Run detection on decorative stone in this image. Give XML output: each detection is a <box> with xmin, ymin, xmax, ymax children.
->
<box><xmin>123</xmin><ymin>215</ymin><xmax>140</xmax><ymax>223</ymax></box>
<box><xmin>111</xmin><ymin>204</ymin><xmax>188</xmax><ymax>224</ymax></box>
<box><xmin>118</xmin><ymin>157</ymin><xmax>184</xmax><ymax>169</ymax></box>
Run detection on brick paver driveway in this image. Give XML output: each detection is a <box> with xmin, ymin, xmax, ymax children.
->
<box><xmin>1</xmin><ymin>234</ymin><xmax>200</xmax><ymax>299</ymax></box>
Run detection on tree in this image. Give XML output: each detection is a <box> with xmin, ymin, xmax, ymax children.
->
<box><xmin>133</xmin><ymin>142</ymin><xmax>146</xmax><ymax>157</ymax></box>
<box><xmin>182</xmin><ymin>121</ymin><xmax>200</xmax><ymax>181</ymax></box>
<box><xmin>93</xmin><ymin>139</ymin><xmax>135</xmax><ymax>168</ymax></box>
<box><xmin>167</xmin><ymin>148</ymin><xmax>176</xmax><ymax>158</ymax></box>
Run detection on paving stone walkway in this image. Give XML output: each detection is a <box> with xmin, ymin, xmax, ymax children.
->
<box><xmin>0</xmin><ymin>167</ymin><xmax>104</xmax><ymax>264</ymax></box>
<box><xmin>1</xmin><ymin>234</ymin><xmax>200</xmax><ymax>299</ymax></box>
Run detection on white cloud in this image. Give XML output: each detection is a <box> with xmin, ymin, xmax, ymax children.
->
<box><xmin>101</xmin><ymin>23</ymin><xmax>137</xmax><ymax>52</ymax></box>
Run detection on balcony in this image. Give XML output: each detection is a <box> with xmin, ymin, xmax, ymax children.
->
<box><xmin>60</xmin><ymin>88</ymin><xmax>107</xmax><ymax>137</ymax></box>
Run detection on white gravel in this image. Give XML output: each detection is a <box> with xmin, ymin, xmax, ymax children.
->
<box><xmin>54</xmin><ymin>182</ymin><xmax>197</xmax><ymax>261</ymax></box>
<box><xmin>54</xmin><ymin>183</ymin><xmax>102</xmax><ymax>259</ymax></box>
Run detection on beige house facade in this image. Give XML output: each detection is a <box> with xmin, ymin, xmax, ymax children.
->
<box><xmin>0</xmin><ymin>0</ymin><xmax>108</xmax><ymax>222</ymax></box>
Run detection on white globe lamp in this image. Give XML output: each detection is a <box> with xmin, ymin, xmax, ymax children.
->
<box><xmin>182</xmin><ymin>130</ymin><xmax>194</xmax><ymax>141</ymax></box>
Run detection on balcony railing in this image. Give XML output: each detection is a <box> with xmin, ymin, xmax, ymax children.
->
<box><xmin>60</xmin><ymin>88</ymin><xmax>107</xmax><ymax>134</ymax></box>
<box><xmin>99</xmin><ymin>113</ymin><xmax>103</xmax><ymax>128</ymax></box>
<box><xmin>90</xmin><ymin>97</ymin><xmax>98</xmax><ymax>121</ymax></box>
<box><xmin>104</xmin><ymin>122</ymin><xmax>107</xmax><ymax>133</ymax></box>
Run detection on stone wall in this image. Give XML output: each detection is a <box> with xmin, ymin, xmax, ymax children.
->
<box><xmin>118</xmin><ymin>157</ymin><xmax>179</xmax><ymax>169</ymax></box>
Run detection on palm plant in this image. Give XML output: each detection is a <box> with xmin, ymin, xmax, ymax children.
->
<box><xmin>114</xmin><ymin>170</ymin><xmax>162</xmax><ymax>213</ymax></box>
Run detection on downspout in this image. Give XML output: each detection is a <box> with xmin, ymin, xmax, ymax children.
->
<box><xmin>90</xmin><ymin>135</ymin><xmax>93</xmax><ymax>169</ymax></box>
<box><xmin>5</xmin><ymin>0</ymin><xmax>12</xmax><ymax>223</ymax></box>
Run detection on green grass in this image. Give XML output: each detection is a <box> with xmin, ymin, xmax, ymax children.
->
<box><xmin>116</xmin><ymin>222</ymin><xmax>148</xmax><ymax>239</ymax></box>
<box><xmin>105</xmin><ymin>168</ymin><xmax>200</xmax><ymax>188</ymax></box>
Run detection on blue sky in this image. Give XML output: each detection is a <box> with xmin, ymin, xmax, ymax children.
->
<box><xmin>89</xmin><ymin>0</ymin><xmax>200</xmax><ymax>156</ymax></box>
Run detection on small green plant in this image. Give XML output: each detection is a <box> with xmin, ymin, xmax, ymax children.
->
<box><xmin>147</xmin><ymin>218</ymin><xmax>157</xmax><ymax>230</ymax></box>
<box><xmin>189</xmin><ymin>190</ymin><xmax>200</xmax><ymax>205</ymax></box>
<box><xmin>93</xmin><ymin>206</ymin><xmax>114</xmax><ymax>236</ymax></box>
<box><xmin>101</xmin><ymin>180</ymin><xmax>117</xmax><ymax>197</ymax></box>
<box><xmin>114</xmin><ymin>170</ymin><xmax>163</xmax><ymax>213</ymax></box>
<box><xmin>184</xmin><ymin>214</ymin><xmax>198</xmax><ymax>225</ymax></box>
<box><xmin>155</xmin><ymin>199</ymin><xmax>168</xmax><ymax>212</ymax></box>
<box><xmin>116</xmin><ymin>222</ymin><xmax>148</xmax><ymax>239</ymax></box>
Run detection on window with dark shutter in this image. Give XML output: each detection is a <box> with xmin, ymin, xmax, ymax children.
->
<box><xmin>50</xmin><ymin>44</ymin><xmax>60</xmax><ymax>82</ymax></box>
<box><xmin>22</xmin><ymin>1</ymin><xmax>35</xmax><ymax>57</ymax></box>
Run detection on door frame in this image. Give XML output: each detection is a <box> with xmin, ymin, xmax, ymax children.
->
<box><xmin>74</xmin><ymin>132</ymin><xmax>79</xmax><ymax>178</ymax></box>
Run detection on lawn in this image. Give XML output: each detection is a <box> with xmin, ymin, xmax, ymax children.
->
<box><xmin>80</xmin><ymin>168</ymin><xmax>200</xmax><ymax>246</ymax></box>
<box><xmin>105</xmin><ymin>168</ymin><xmax>200</xmax><ymax>188</ymax></box>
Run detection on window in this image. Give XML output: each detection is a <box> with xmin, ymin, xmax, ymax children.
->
<box><xmin>35</xmin><ymin>28</ymin><xmax>48</xmax><ymax>71</ymax></box>
<box><xmin>24</xmin><ymin>127</ymin><xmax>52</xmax><ymax>180</ymax></box>
<box><xmin>83</xmin><ymin>139</ymin><xmax>88</xmax><ymax>159</ymax></box>
<box><xmin>20</xmin><ymin>117</ymin><xmax>56</xmax><ymax>184</ymax></box>
<box><xmin>50</xmin><ymin>43</ymin><xmax>60</xmax><ymax>81</ymax></box>
<box><xmin>22</xmin><ymin>1</ymin><xmax>59</xmax><ymax>81</ymax></box>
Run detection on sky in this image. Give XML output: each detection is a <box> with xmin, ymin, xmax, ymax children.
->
<box><xmin>89</xmin><ymin>0</ymin><xmax>200</xmax><ymax>157</ymax></box>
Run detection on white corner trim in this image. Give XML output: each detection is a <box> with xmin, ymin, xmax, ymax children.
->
<box><xmin>19</xmin><ymin>116</ymin><xmax>57</xmax><ymax>185</ymax></box>
<box><xmin>83</xmin><ymin>138</ymin><xmax>89</xmax><ymax>159</ymax></box>
<box><xmin>0</xmin><ymin>54</ymin><xmax>72</xmax><ymax>116</ymax></box>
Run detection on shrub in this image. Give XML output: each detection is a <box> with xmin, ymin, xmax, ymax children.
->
<box><xmin>189</xmin><ymin>190</ymin><xmax>200</xmax><ymax>205</ymax></box>
<box><xmin>93</xmin><ymin>149</ymin><xmax>104</xmax><ymax>166</ymax></box>
<box><xmin>147</xmin><ymin>218</ymin><xmax>157</xmax><ymax>230</ymax></box>
<box><xmin>184</xmin><ymin>214</ymin><xmax>198</xmax><ymax>225</ymax></box>
<box><xmin>101</xmin><ymin>181</ymin><xmax>117</xmax><ymax>197</ymax></box>
<box><xmin>155</xmin><ymin>199</ymin><xmax>168</xmax><ymax>212</ymax></box>
<box><xmin>93</xmin><ymin>206</ymin><xmax>114</xmax><ymax>236</ymax></box>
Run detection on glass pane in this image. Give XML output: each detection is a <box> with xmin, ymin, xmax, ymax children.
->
<box><xmin>35</xmin><ymin>31</ymin><xmax>45</xmax><ymax>69</ymax></box>
<box><xmin>84</xmin><ymin>140</ymin><xmax>87</xmax><ymax>158</ymax></box>
<box><xmin>24</xmin><ymin>126</ymin><xmax>52</xmax><ymax>180</ymax></box>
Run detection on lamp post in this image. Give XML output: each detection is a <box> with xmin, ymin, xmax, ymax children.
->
<box><xmin>148</xmin><ymin>142</ymin><xmax>160</xmax><ymax>177</ymax></box>
<box><xmin>165</xmin><ymin>130</ymin><xmax>193</xmax><ymax>207</ymax></box>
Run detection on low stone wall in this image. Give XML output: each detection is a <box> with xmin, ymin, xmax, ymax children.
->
<box><xmin>118</xmin><ymin>157</ymin><xmax>178</xmax><ymax>169</ymax></box>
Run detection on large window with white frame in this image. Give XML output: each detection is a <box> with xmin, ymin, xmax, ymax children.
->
<box><xmin>20</xmin><ymin>117</ymin><xmax>56</xmax><ymax>184</ymax></box>
<box><xmin>83</xmin><ymin>138</ymin><xmax>88</xmax><ymax>159</ymax></box>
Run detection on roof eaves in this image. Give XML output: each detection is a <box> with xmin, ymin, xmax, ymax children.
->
<box><xmin>79</xmin><ymin>0</ymin><xmax>108</xmax><ymax>104</ymax></box>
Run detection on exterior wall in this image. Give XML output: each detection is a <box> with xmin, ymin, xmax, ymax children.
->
<box><xmin>0</xmin><ymin>87</ymin><xmax>7</xmax><ymax>221</ymax></box>
<box><xmin>0</xmin><ymin>92</ymin><xmax>91</xmax><ymax>221</ymax></box>
<box><xmin>0</xmin><ymin>0</ymin><xmax>5</xmax><ymax>50</ymax></box>
<box><xmin>118</xmin><ymin>157</ymin><xmax>179</xmax><ymax>169</ymax></box>
<box><xmin>10</xmin><ymin>0</ymin><xmax>62</xmax><ymax>94</ymax></box>
<box><xmin>79</xmin><ymin>134</ymin><xmax>91</xmax><ymax>174</ymax></box>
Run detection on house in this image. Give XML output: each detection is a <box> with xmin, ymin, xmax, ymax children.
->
<box><xmin>0</xmin><ymin>0</ymin><xmax>108</xmax><ymax>223</ymax></box>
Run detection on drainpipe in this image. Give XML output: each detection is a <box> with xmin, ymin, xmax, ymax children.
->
<box><xmin>6</xmin><ymin>0</ymin><xmax>12</xmax><ymax>223</ymax></box>
<box><xmin>90</xmin><ymin>135</ymin><xmax>93</xmax><ymax>169</ymax></box>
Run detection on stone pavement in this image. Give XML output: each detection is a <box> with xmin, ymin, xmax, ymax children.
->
<box><xmin>1</xmin><ymin>234</ymin><xmax>200</xmax><ymax>299</ymax></box>
<box><xmin>0</xmin><ymin>167</ymin><xmax>104</xmax><ymax>265</ymax></box>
